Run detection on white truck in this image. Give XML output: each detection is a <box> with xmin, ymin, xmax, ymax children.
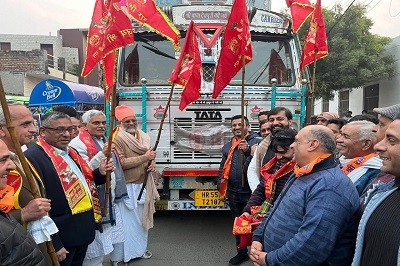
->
<box><xmin>112</xmin><ymin>2</ymin><xmax>308</xmax><ymax>210</ymax></box>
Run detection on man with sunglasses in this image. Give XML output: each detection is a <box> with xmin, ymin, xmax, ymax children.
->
<box><xmin>247</xmin><ymin>107</ymin><xmax>293</xmax><ymax>192</ymax></box>
<box><xmin>235</xmin><ymin>128</ymin><xmax>296</xmax><ymax>249</ymax></box>
<box><xmin>24</xmin><ymin>111</ymin><xmax>115</xmax><ymax>265</ymax></box>
<box><xmin>244</xmin><ymin>128</ymin><xmax>296</xmax><ymax>216</ymax></box>
<box><xmin>69</xmin><ymin>110</ymin><xmax>126</xmax><ymax>266</ymax></box>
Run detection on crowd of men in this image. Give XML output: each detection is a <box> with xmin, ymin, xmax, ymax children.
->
<box><xmin>219</xmin><ymin>105</ymin><xmax>400</xmax><ymax>266</ymax></box>
<box><xmin>1</xmin><ymin>101</ymin><xmax>400</xmax><ymax>266</ymax></box>
<box><xmin>0</xmin><ymin>103</ymin><xmax>156</xmax><ymax>266</ymax></box>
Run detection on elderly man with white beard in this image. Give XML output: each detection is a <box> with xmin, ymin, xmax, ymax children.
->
<box><xmin>110</xmin><ymin>105</ymin><xmax>158</xmax><ymax>266</ymax></box>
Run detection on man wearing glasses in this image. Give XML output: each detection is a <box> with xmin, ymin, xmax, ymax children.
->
<box><xmin>69</xmin><ymin>110</ymin><xmax>126</xmax><ymax>266</ymax></box>
<box><xmin>24</xmin><ymin>111</ymin><xmax>115</xmax><ymax>265</ymax></box>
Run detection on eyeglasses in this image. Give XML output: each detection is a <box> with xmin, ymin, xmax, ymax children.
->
<box><xmin>44</xmin><ymin>126</ymin><xmax>77</xmax><ymax>134</ymax></box>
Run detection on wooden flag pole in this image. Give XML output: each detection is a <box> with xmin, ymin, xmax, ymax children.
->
<box><xmin>102</xmin><ymin>83</ymin><xmax>116</xmax><ymax>216</ymax></box>
<box><xmin>137</xmin><ymin>83</ymin><xmax>175</xmax><ymax>200</ymax></box>
<box><xmin>0</xmin><ymin>77</ymin><xmax>60</xmax><ymax>266</ymax></box>
<box><xmin>102</xmin><ymin>50</ymin><xmax>119</xmax><ymax>217</ymax></box>
<box><xmin>240</xmin><ymin>55</ymin><xmax>246</xmax><ymax>187</ymax></box>
<box><xmin>309</xmin><ymin>51</ymin><xmax>318</xmax><ymax>118</ymax></box>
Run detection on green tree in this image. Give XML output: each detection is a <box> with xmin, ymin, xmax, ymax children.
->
<box><xmin>301</xmin><ymin>4</ymin><xmax>395</xmax><ymax>99</ymax></box>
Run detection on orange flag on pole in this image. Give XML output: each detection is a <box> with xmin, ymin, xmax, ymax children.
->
<box><xmin>299</xmin><ymin>0</ymin><xmax>328</xmax><ymax>72</ymax></box>
<box><xmin>102</xmin><ymin>50</ymin><xmax>117</xmax><ymax>100</ymax></box>
<box><xmin>212</xmin><ymin>0</ymin><xmax>252</xmax><ymax>99</ymax></box>
<box><xmin>115</xmin><ymin>0</ymin><xmax>180</xmax><ymax>50</ymax></box>
<box><xmin>168</xmin><ymin>21</ymin><xmax>202</xmax><ymax>111</ymax></box>
<box><xmin>286</xmin><ymin>0</ymin><xmax>314</xmax><ymax>33</ymax></box>
<box><xmin>82</xmin><ymin>0</ymin><xmax>134</xmax><ymax>78</ymax></box>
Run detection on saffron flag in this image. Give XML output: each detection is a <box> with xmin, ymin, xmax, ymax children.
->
<box><xmin>116</xmin><ymin>0</ymin><xmax>180</xmax><ymax>50</ymax></box>
<box><xmin>286</xmin><ymin>0</ymin><xmax>314</xmax><ymax>33</ymax></box>
<box><xmin>82</xmin><ymin>0</ymin><xmax>134</xmax><ymax>78</ymax></box>
<box><xmin>299</xmin><ymin>0</ymin><xmax>328</xmax><ymax>71</ymax></box>
<box><xmin>102</xmin><ymin>50</ymin><xmax>117</xmax><ymax>100</ymax></box>
<box><xmin>168</xmin><ymin>21</ymin><xmax>202</xmax><ymax>111</ymax></box>
<box><xmin>213</xmin><ymin>0</ymin><xmax>253</xmax><ymax>99</ymax></box>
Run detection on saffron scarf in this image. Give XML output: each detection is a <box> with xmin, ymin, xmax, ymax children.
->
<box><xmin>219</xmin><ymin>137</ymin><xmax>241</xmax><ymax>199</ymax></box>
<box><xmin>0</xmin><ymin>170</ymin><xmax>23</xmax><ymax>212</ymax></box>
<box><xmin>342</xmin><ymin>153</ymin><xmax>378</xmax><ymax>175</ymax></box>
<box><xmin>78</xmin><ymin>129</ymin><xmax>99</xmax><ymax>161</ymax></box>
<box><xmin>260</xmin><ymin>157</ymin><xmax>296</xmax><ymax>198</ymax></box>
<box><xmin>37</xmin><ymin>136</ymin><xmax>102</xmax><ymax>222</ymax></box>
<box><xmin>294</xmin><ymin>154</ymin><xmax>331</xmax><ymax>177</ymax></box>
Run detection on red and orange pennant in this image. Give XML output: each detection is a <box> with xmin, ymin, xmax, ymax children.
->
<box><xmin>81</xmin><ymin>0</ymin><xmax>134</xmax><ymax>78</ymax></box>
<box><xmin>299</xmin><ymin>0</ymin><xmax>329</xmax><ymax>72</ymax></box>
<box><xmin>168</xmin><ymin>21</ymin><xmax>202</xmax><ymax>111</ymax></box>
<box><xmin>102</xmin><ymin>50</ymin><xmax>117</xmax><ymax>100</ymax></box>
<box><xmin>117</xmin><ymin>0</ymin><xmax>180</xmax><ymax>50</ymax></box>
<box><xmin>212</xmin><ymin>0</ymin><xmax>252</xmax><ymax>99</ymax></box>
<box><xmin>286</xmin><ymin>0</ymin><xmax>314</xmax><ymax>33</ymax></box>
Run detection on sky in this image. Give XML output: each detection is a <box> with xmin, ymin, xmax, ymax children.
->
<box><xmin>0</xmin><ymin>0</ymin><xmax>399</xmax><ymax>38</ymax></box>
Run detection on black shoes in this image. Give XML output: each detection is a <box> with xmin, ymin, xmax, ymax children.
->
<box><xmin>228</xmin><ymin>252</ymin><xmax>249</xmax><ymax>266</ymax></box>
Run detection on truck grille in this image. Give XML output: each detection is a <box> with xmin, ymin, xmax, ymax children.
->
<box><xmin>173</xmin><ymin>118</ymin><xmax>232</xmax><ymax>159</ymax></box>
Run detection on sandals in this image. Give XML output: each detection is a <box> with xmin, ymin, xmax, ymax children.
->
<box><xmin>141</xmin><ymin>250</ymin><xmax>153</xmax><ymax>259</ymax></box>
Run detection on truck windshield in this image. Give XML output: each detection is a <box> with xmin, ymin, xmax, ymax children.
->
<box><xmin>120</xmin><ymin>35</ymin><xmax>294</xmax><ymax>86</ymax></box>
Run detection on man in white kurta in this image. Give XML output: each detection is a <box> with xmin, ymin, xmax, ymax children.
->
<box><xmin>69</xmin><ymin>110</ymin><xmax>125</xmax><ymax>266</ymax></box>
<box><xmin>110</xmin><ymin>105</ymin><xmax>158</xmax><ymax>265</ymax></box>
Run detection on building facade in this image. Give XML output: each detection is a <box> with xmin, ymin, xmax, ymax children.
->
<box><xmin>314</xmin><ymin>35</ymin><xmax>400</xmax><ymax>117</ymax></box>
<box><xmin>0</xmin><ymin>32</ymin><xmax>80</xmax><ymax>96</ymax></box>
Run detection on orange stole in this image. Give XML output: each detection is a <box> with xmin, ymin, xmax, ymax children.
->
<box><xmin>294</xmin><ymin>153</ymin><xmax>331</xmax><ymax>177</ymax></box>
<box><xmin>260</xmin><ymin>157</ymin><xmax>295</xmax><ymax>198</ymax></box>
<box><xmin>37</xmin><ymin>136</ymin><xmax>102</xmax><ymax>222</ymax></box>
<box><xmin>342</xmin><ymin>153</ymin><xmax>377</xmax><ymax>175</ymax></box>
<box><xmin>78</xmin><ymin>130</ymin><xmax>99</xmax><ymax>161</ymax></box>
<box><xmin>0</xmin><ymin>185</ymin><xmax>15</xmax><ymax>213</ymax></box>
<box><xmin>5</xmin><ymin>170</ymin><xmax>23</xmax><ymax>210</ymax></box>
<box><xmin>219</xmin><ymin>137</ymin><xmax>241</xmax><ymax>199</ymax></box>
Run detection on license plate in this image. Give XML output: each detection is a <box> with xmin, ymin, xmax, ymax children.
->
<box><xmin>194</xmin><ymin>190</ymin><xmax>224</xmax><ymax>207</ymax></box>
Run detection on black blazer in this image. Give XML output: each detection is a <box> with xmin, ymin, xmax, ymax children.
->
<box><xmin>24</xmin><ymin>143</ymin><xmax>106</xmax><ymax>251</ymax></box>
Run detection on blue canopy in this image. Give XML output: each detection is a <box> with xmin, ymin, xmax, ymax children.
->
<box><xmin>29</xmin><ymin>79</ymin><xmax>104</xmax><ymax>106</ymax></box>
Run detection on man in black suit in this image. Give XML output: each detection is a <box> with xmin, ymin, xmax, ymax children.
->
<box><xmin>25</xmin><ymin>111</ymin><xmax>114</xmax><ymax>266</ymax></box>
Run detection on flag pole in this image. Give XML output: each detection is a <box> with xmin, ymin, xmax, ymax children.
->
<box><xmin>240</xmin><ymin>55</ymin><xmax>246</xmax><ymax>187</ymax></box>
<box><xmin>310</xmin><ymin>52</ymin><xmax>317</xmax><ymax>118</ymax></box>
<box><xmin>137</xmin><ymin>83</ymin><xmax>175</xmax><ymax>200</ymax></box>
<box><xmin>102</xmin><ymin>50</ymin><xmax>119</xmax><ymax>217</ymax></box>
<box><xmin>0</xmin><ymin>77</ymin><xmax>60</xmax><ymax>266</ymax></box>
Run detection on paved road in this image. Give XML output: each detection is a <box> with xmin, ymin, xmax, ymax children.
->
<box><xmin>104</xmin><ymin>210</ymin><xmax>254</xmax><ymax>266</ymax></box>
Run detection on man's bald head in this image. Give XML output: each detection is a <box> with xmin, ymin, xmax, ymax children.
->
<box><xmin>291</xmin><ymin>125</ymin><xmax>336</xmax><ymax>167</ymax></box>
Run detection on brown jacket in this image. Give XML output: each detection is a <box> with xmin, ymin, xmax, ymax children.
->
<box><xmin>10</xmin><ymin>156</ymin><xmax>52</xmax><ymax>265</ymax></box>
<box><xmin>113</xmin><ymin>130</ymin><xmax>152</xmax><ymax>184</ymax></box>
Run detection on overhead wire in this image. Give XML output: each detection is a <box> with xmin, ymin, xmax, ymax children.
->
<box><xmin>366</xmin><ymin>0</ymin><xmax>383</xmax><ymax>13</ymax></box>
<box><xmin>327</xmin><ymin>0</ymin><xmax>358</xmax><ymax>37</ymax></box>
